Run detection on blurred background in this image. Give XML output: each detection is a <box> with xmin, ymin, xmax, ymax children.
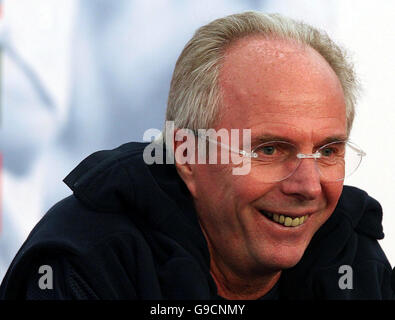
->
<box><xmin>0</xmin><ymin>0</ymin><xmax>394</xmax><ymax>282</ymax></box>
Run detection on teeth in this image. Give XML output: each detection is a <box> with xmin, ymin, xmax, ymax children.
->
<box><xmin>261</xmin><ymin>211</ymin><xmax>308</xmax><ymax>227</ymax></box>
<box><xmin>284</xmin><ymin>217</ymin><xmax>292</xmax><ymax>227</ymax></box>
<box><xmin>291</xmin><ymin>217</ymin><xmax>300</xmax><ymax>227</ymax></box>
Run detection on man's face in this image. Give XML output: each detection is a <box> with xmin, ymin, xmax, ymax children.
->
<box><xmin>179</xmin><ymin>36</ymin><xmax>347</xmax><ymax>276</ymax></box>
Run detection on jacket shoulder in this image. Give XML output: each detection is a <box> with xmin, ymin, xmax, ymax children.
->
<box><xmin>25</xmin><ymin>195</ymin><xmax>143</xmax><ymax>252</ymax></box>
<box><xmin>0</xmin><ymin>195</ymin><xmax>154</xmax><ymax>299</ymax></box>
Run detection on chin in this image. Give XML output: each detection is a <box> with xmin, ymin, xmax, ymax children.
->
<box><xmin>257</xmin><ymin>244</ymin><xmax>308</xmax><ymax>271</ymax></box>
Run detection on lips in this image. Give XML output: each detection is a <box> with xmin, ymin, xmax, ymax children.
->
<box><xmin>259</xmin><ymin>210</ymin><xmax>309</xmax><ymax>227</ymax></box>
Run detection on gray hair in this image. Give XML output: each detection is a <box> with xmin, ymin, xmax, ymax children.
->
<box><xmin>164</xmin><ymin>11</ymin><xmax>359</xmax><ymax>141</ymax></box>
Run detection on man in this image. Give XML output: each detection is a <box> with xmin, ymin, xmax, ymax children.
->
<box><xmin>1</xmin><ymin>11</ymin><xmax>394</xmax><ymax>299</ymax></box>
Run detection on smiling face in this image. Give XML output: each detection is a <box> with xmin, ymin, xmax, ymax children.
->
<box><xmin>175</xmin><ymin>36</ymin><xmax>347</xmax><ymax>295</ymax></box>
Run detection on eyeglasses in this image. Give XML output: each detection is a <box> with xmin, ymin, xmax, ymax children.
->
<box><xmin>200</xmin><ymin>135</ymin><xmax>366</xmax><ymax>183</ymax></box>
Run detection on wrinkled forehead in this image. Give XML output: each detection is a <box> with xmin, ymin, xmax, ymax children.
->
<box><xmin>220</xmin><ymin>35</ymin><xmax>339</xmax><ymax>84</ymax></box>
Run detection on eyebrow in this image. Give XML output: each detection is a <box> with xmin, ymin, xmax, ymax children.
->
<box><xmin>255</xmin><ymin>134</ymin><xmax>348</xmax><ymax>146</ymax></box>
<box><xmin>317</xmin><ymin>135</ymin><xmax>349</xmax><ymax>146</ymax></box>
<box><xmin>256</xmin><ymin>134</ymin><xmax>294</xmax><ymax>144</ymax></box>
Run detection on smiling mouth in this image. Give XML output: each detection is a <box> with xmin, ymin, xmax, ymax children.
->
<box><xmin>260</xmin><ymin>210</ymin><xmax>309</xmax><ymax>227</ymax></box>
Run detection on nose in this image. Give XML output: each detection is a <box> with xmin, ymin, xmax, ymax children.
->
<box><xmin>280</xmin><ymin>158</ymin><xmax>322</xmax><ymax>201</ymax></box>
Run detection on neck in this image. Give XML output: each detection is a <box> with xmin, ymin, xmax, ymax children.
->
<box><xmin>197</xmin><ymin>219</ymin><xmax>282</xmax><ymax>300</ymax></box>
<box><xmin>209</xmin><ymin>251</ymin><xmax>282</xmax><ymax>300</ymax></box>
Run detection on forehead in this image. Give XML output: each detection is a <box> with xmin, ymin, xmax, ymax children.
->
<box><xmin>217</xmin><ymin>36</ymin><xmax>347</xmax><ymax>141</ymax></box>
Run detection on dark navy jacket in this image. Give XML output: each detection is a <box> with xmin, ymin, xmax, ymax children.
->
<box><xmin>1</xmin><ymin>142</ymin><xmax>394</xmax><ymax>299</ymax></box>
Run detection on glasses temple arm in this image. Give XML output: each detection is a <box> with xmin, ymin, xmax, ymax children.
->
<box><xmin>347</xmin><ymin>142</ymin><xmax>367</xmax><ymax>157</ymax></box>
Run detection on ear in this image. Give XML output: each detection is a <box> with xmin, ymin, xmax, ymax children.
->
<box><xmin>173</xmin><ymin>129</ymin><xmax>198</xmax><ymax>198</ymax></box>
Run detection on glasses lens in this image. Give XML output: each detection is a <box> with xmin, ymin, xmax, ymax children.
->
<box><xmin>251</xmin><ymin>141</ymin><xmax>364</xmax><ymax>182</ymax></box>
<box><xmin>317</xmin><ymin>141</ymin><xmax>363</xmax><ymax>182</ymax></box>
<box><xmin>252</xmin><ymin>141</ymin><xmax>299</xmax><ymax>182</ymax></box>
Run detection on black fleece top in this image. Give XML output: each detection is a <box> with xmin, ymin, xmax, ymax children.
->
<box><xmin>0</xmin><ymin>142</ymin><xmax>394</xmax><ymax>299</ymax></box>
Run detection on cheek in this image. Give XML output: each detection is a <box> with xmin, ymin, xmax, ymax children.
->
<box><xmin>318</xmin><ymin>182</ymin><xmax>344</xmax><ymax>224</ymax></box>
<box><xmin>193</xmin><ymin>165</ymin><xmax>269</xmax><ymax>217</ymax></box>
<box><xmin>232</xmin><ymin>174</ymin><xmax>276</xmax><ymax>206</ymax></box>
<box><xmin>192</xmin><ymin>164</ymin><xmax>278</xmax><ymax>230</ymax></box>
<box><xmin>324</xmin><ymin>182</ymin><xmax>343</xmax><ymax>209</ymax></box>
<box><xmin>193</xmin><ymin>165</ymin><xmax>235</xmax><ymax>206</ymax></box>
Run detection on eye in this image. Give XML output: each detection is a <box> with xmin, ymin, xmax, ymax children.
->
<box><xmin>262</xmin><ymin>145</ymin><xmax>275</xmax><ymax>155</ymax></box>
<box><xmin>255</xmin><ymin>144</ymin><xmax>280</xmax><ymax>157</ymax></box>
<box><xmin>318</xmin><ymin>142</ymin><xmax>346</xmax><ymax>159</ymax></box>
<box><xmin>253</xmin><ymin>141</ymin><xmax>296</xmax><ymax>162</ymax></box>
<box><xmin>321</xmin><ymin>147</ymin><xmax>335</xmax><ymax>157</ymax></box>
